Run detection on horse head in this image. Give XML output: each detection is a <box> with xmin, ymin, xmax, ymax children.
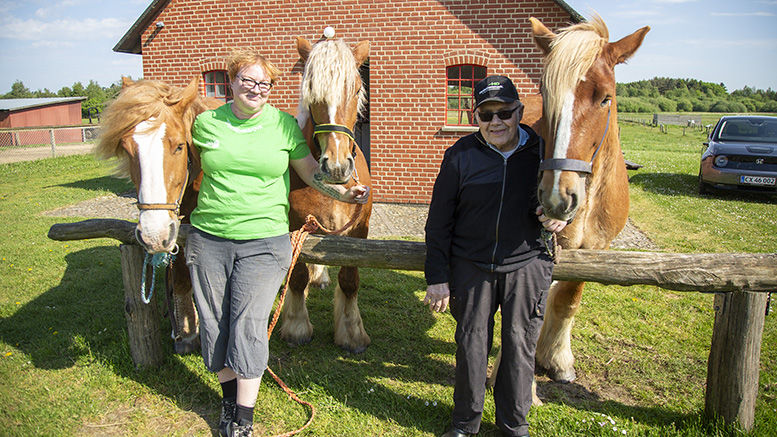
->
<box><xmin>98</xmin><ymin>77</ymin><xmax>201</xmax><ymax>254</ymax></box>
<box><xmin>531</xmin><ymin>16</ymin><xmax>649</xmax><ymax>222</ymax></box>
<box><xmin>296</xmin><ymin>37</ymin><xmax>369</xmax><ymax>184</ymax></box>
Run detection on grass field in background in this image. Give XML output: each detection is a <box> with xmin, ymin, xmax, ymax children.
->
<box><xmin>0</xmin><ymin>118</ymin><xmax>775</xmax><ymax>436</ymax></box>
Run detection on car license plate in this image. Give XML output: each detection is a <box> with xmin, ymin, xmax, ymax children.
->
<box><xmin>740</xmin><ymin>175</ymin><xmax>776</xmax><ymax>186</ymax></box>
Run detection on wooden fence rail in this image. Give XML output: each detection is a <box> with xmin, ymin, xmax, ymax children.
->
<box><xmin>48</xmin><ymin>219</ymin><xmax>776</xmax><ymax>431</ymax></box>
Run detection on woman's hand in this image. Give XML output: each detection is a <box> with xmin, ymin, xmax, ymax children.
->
<box><xmin>424</xmin><ymin>282</ymin><xmax>450</xmax><ymax>313</ymax></box>
<box><xmin>536</xmin><ymin>206</ymin><xmax>567</xmax><ymax>233</ymax></box>
<box><xmin>342</xmin><ymin>185</ymin><xmax>371</xmax><ymax>204</ymax></box>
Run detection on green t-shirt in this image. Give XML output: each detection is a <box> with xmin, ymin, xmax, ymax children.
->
<box><xmin>190</xmin><ymin>104</ymin><xmax>310</xmax><ymax>240</ymax></box>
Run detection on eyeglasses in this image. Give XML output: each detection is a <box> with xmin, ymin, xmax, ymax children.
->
<box><xmin>236</xmin><ymin>75</ymin><xmax>273</xmax><ymax>93</ymax></box>
<box><xmin>477</xmin><ymin>106</ymin><xmax>518</xmax><ymax>122</ymax></box>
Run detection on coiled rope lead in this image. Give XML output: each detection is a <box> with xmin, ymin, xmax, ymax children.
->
<box><xmin>140</xmin><ymin>246</ymin><xmax>177</xmax><ymax>304</ymax></box>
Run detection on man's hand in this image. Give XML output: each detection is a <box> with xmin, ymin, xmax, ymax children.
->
<box><xmin>536</xmin><ymin>206</ymin><xmax>567</xmax><ymax>233</ymax></box>
<box><xmin>423</xmin><ymin>282</ymin><xmax>450</xmax><ymax>313</ymax></box>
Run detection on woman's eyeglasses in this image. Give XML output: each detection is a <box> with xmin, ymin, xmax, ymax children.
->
<box><xmin>237</xmin><ymin>75</ymin><xmax>273</xmax><ymax>93</ymax></box>
<box><xmin>477</xmin><ymin>106</ymin><xmax>518</xmax><ymax>122</ymax></box>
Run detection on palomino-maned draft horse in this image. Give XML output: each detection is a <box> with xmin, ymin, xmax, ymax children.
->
<box><xmin>489</xmin><ymin>16</ymin><xmax>649</xmax><ymax>392</ymax></box>
<box><xmin>95</xmin><ymin>77</ymin><xmax>222</xmax><ymax>354</ymax></box>
<box><xmin>281</xmin><ymin>37</ymin><xmax>373</xmax><ymax>353</ymax></box>
<box><xmin>531</xmin><ymin>16</ymin><xmax>649</xmax><ymax>385</ymax></box>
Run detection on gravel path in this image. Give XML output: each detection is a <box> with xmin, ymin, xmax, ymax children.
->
<box><xmin>44</xmin><ymin>192</ymin><xmax>658</xmax><ymax>250</ymax></box>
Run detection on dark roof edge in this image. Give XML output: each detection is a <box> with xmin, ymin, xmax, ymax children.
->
<box><xmin>553</xmin><ymin>0</ymin><xmax>585</xmax><ymax>23</ymax></box>
<box><xmin>113</xmin><ymin>0</ymin><xmax>172</xmax><ymax>54</ymax></box>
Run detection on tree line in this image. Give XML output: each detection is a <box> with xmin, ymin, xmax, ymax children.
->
<box><xmin>1</xmin><ymin>79</ymin><xmax>129</xmax><ymax>119</ymax></box>
<box><xmin>616</xmin><ymin>77</ymin><xmax>777</xmax><ymax>113</ymax></box>
<box><xmin>3</xmin><ymin>76</ymin><xmax>776</xmax><ymax>118</ymax></box>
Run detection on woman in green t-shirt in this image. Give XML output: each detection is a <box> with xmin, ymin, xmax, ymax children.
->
<box><xmin>186</xmin><ymin>49</ymin><xmax>369</xmax><ymax>437</ymax></box>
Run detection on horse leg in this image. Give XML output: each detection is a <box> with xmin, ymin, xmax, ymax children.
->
<box><xmin>280</xmin><ymin>261</ymin><xmax>314</xmax><ymax>345</ymax></box>
<box><xmin>307</xmin><ymin>264</ymin><xmax>331</xmax><ymax>289</ymax></box>
<box><xmin>333</xmin><ymin>266</ymin><xmax>370</xmax><ymax>353</ymax></box>
<box><xmin>534</xmin><ymin>280</ymin><xmax>585</xmax><ymax>383</ymax></box>
<box><xmin>168</xmin><ymin>257</ymin><xmax>200</xmax><ymax>355</ymax></box>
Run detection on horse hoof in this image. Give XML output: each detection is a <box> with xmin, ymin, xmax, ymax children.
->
<box><xmin>547</xmin><ymin>368</ymin><xmax>576</xmax><ymax>384</ymax></box>
<box><xmin>341</xmin><ymin>344</ymin><xmax>368</xmax><ymax>354</ymax></box>
<box><xmin>286</xmin><ymin>337</ymin><xmax>312</xmax><ymax>347</ymax></box>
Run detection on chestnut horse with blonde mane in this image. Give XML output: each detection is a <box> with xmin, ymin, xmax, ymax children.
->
<box><xmin>490</xmin><ymin>16</ymin><xmax>649</xmax><ymax>392</ymax></box>
<box><xmin>95</xmin><ymin>77</ymin><xmax>222</xmax><ymax>354</ymax></box>
<box><xmin>281</xmin><ymin>37</ymin><xmax>374</xmax><ymax>353</ymax></box>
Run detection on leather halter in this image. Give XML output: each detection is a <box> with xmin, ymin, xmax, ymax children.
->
<box><xmin>309</xmin><ymin>110</ymin><xmax>358</xmax><ymax>158</ymax></box>
<box><xmin>136</xmin><ymin>162</ymin><xmax>190</xmax><ymax>219</ymax></box>
<box><xmin>538</xmin><ymin>101</ymin><xmax>611</xmax><ymax>174</ymax></box>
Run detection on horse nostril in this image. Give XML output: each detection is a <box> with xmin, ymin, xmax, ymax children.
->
<box><xmin>135</xmin><ymin>227</ymin><xmax>146</xmax><ymax>246</ymax></box>
<box><xmin>567</xmin><ymin>192</ymin><xmax>579</xmax><ymax>213</ymax></box>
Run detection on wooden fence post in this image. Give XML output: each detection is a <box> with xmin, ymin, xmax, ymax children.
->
<box><xmin>49</xmin><ymin>129</ymin><xmax>56</xmax><ymax>158</ymax></box>
<box><xmin>120</xmin><ymin>244</ymin><xmax>164</xmax><ymax>368</ymax></box>
<box><xmin>705</xmin><ymin>291</ymin><xmax>768</xmax><ymax>431</ymax></box>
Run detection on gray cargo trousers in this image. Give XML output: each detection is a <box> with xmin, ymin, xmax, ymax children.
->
<box><xmin>448</xmin><ymin>255</ymin><xmax>553</xmax><ymax>437</ymax></box>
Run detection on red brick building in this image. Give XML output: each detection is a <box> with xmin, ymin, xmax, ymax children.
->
<box><xmin>115</xmin><ymin>0</ymin><xmax>581</xmax><ymax>204</ymax></box>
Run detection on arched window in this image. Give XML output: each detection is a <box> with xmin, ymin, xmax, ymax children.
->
<box><xmin>446</xmin><ymin>64</ymin><xmax>487</xmax><ymax>126</ymax></box>
<box><xmin>203</xmin><ymin>70</ymin><xmax>232</xmax><ymax>102</ymax></box>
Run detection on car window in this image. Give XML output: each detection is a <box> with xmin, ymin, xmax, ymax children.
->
<box><xmin>718</xmin><ymin>119</ymin><xmax>777</xmax><ymax>143</ymax></box>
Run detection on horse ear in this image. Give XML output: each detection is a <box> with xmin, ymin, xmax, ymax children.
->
<box><xmin>530</xmin><ymin>17</ymin><xmax>555</xmax><ymax>56</ymax></box>
<box><xmin>179</xmin><ymin>77</ymin><xmax>200</xmax><ymax>110</ymax></box>
<box><xmin>297</xmin><ymin>37</ymin><xmax>313</xmax><ymax>61</ymax></box>
<box><xmin>121</xmin><ymin>77</ymin><xmax>134</xmax><ymax>89</ymax></box>
<box><xmin>352</xmin><ymin>40</ymin><xmax>370</xmax><ymax>67</ymax></box>
<box><xmin>605</xmin><ymin>26</ymin><xmax>650</xmax><ymax>67</ymax></box>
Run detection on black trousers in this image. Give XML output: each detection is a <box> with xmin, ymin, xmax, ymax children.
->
<box><xmin>448</xmin><ymin>255</ymin><xmax>553</xmax><ymax>436</ymax></box>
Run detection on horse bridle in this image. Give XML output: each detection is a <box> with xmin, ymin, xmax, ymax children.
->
<box><xmin>135</xmin><ymin>158</ymin><xmax>190</xmax><ymax>219</ymax></box>
<box><xmin>309</xmin><ymin>110</ymin><xmax>359</xmax><ymax>159</ymax></box>
<box><xmin>538</xmin><ymin>100</ymin><xmax>611</xmax><ymax>174</ymax></box>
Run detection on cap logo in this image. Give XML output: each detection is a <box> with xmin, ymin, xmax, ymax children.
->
<box><xmin>479</xmin><ymin>83</ymin><xmax>504</xmax><ymax>95</ymax></box>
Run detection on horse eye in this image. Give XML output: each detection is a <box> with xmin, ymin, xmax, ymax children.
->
<box><xmin>601</xmin><ymin>96</ymin><xmax>612</xmax><ymax>107</ymax></box>
<box><xmin>175</xmin><ymin>143</ymin><xmax>185</xmax><ymax>153</ymax></box>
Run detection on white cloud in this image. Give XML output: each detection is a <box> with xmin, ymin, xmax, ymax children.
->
<box><xmin>0</xmin><ymin>17</ymin><xmax>132</xmax><ymax>42</ymax></box>
<box><xmin>35</xmin><ymin>0</ymin><xmax>83</xmax><ymax>19</ymax></box>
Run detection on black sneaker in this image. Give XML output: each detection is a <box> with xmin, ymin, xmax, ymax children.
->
<box><xmin>227</xmin><ymin>419</ymin><xmax>253</xmax><ymax>437</ymax></box>
<box><xmin>218</xmin><ymin>398</ymin><xmax>236</xmax><ymax>437</ymax></box>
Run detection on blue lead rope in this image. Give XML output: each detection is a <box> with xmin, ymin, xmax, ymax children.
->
<box><xmin>140</xmin><ymin>250</ymin><xmax>176</xmax><ymax>304</ymax></box>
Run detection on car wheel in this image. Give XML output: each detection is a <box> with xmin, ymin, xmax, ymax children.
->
<box><xmin>698</xmin><ymin>171</ymin><xmax>709</xmax><ymax>195</ymax></box>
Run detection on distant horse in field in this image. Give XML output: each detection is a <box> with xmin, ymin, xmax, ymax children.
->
<box><xmin>489</xmin><ymin>16</ymin><xmax>649</xmax><ymax>390</ymax></box>
<box><xmin>95</xmin><ymin>77</ymin><xmax>222</xmax><ymax>354</ymax></box>
<box><xmin>532</xmin><ymin>16</ymin><xmax>649</xmax><ymax>384</ymax></box>
<box><xmin>280</xmin><ymin>37</ymin><xmax>374</xmax><ymax>353</ymax></box>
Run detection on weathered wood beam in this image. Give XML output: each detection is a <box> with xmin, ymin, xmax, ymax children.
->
<box><xmin>47</xmin><ymin>219</ymin><xmax>777</xmax><ymax>292</ymax></box>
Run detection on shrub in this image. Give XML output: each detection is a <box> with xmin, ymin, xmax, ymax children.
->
<box><xmin>617</xmin><ymin>96</ymin><xmax>658</xmax><ymax>113</ymax></box>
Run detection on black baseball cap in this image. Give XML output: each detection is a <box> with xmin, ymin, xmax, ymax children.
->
<box><xmin>474</xmin><ymin>75</ymin><xmax>520</xmax><ymax>109</ymax></box>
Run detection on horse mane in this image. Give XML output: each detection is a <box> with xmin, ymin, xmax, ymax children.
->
<box><xmin>541</xmin><ymin>15</ymin><xmax>609</xmax><ymax>128</ymax></box>
<box><xmin>296</xmin><ymin>39</ymin><xmax>366</xmax><ymax>125</ymax></box>
<box><xmin>96</xmin><ymin>80</ymin><xmax>192</xmax><ymax>177</ymax></box>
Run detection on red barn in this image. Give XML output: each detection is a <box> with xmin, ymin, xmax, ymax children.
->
<box><xmin>115</xmin><ymin>0</ymin><xmax>582</xmax><ymax>204</ymax></box>
<box><xmin>0</xmin><ymin>97</ymin><xmax>87</xmax><ymax>146</ymax></box>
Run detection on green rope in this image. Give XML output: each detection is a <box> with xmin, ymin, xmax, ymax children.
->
<box><xmin>140</xmin><ymin>249</ymin><xmax>176</xmax><ymax>304</ymax></box>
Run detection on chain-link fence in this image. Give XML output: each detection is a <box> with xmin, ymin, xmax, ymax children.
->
<box><xmin>0</xmin><ymin>125</ymin><xmax>100</xmax><ymax>163</ymax></box>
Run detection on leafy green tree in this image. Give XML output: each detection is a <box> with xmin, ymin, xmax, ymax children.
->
<box><xmin>3</xmin><ymin>80</ymin><xmax>33</xmax><ymax>98</ymax></box>
<box><xmin>33</xmin><ymin>88</ymin><xmax>57</xmax><ymax>98</ymax></box>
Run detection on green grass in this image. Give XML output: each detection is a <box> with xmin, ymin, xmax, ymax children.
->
<box><xmin>0</xmin><ymin>127</ymin><xmax>775</xmax><ymax>436</ymax></box>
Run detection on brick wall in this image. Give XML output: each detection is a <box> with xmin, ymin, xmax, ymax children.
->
<box><xmin>138</xmin><ymin>0</ymin><xmax>574</xmax><ymax>203</ymax></box>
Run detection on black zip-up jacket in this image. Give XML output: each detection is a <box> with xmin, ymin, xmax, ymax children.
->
<box><xmin>424</xmin><ymin>125</ymin><xmax>545</xmax><ymax>285</ymax></box>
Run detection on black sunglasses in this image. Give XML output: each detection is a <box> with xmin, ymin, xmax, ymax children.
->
<box><xmin>477</xmin><ymin>106</ymin><xmax>518</xmax><ymax>122</ymax></box>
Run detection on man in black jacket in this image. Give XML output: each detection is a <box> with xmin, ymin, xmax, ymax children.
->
<box><xmin>424</xmin><ymin>75</ymin><xmax>566</xmax><ymax>437</ymax></box>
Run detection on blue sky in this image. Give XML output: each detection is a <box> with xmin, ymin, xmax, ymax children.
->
<box><xmin>0</xmin><ymin>0</ymin><xmax>775</xmax><ymax>94</ymax></box>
